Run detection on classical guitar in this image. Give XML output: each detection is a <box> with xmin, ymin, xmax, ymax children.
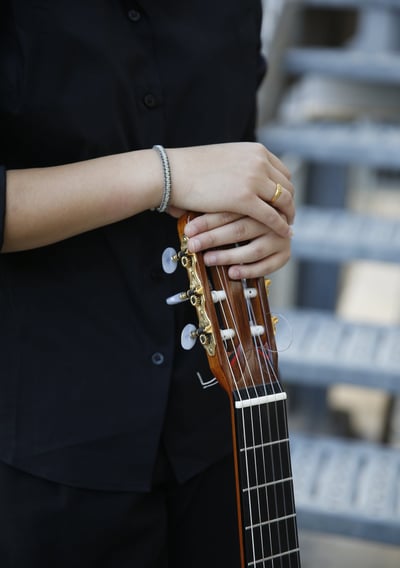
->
<box><xmin>164</xmin><ymin>212</ymin><xmax>301</xmax><ymax>568</ymax></box>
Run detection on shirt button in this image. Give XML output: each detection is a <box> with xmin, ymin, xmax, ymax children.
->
<box><xmin>143</xmin><ymin>93</ymin><xmax>157</xmax><ymax>109</ymax></box>
<box><xmin>151</xmin><ymin>352</ymin><xmax>165</xmax><ymax>366</ymax></box>
<box><xmin>128</xmin><ymin>9</ymin><xmax>141</xmax><ymax>22</ymax></box>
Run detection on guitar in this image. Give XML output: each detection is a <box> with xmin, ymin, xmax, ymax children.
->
<box><xmin>166</xmin><ymin>212</ymin><xmax>301</xmax><ymax>568</ymax></box>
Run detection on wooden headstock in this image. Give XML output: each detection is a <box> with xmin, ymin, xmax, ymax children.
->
<box><xmin>177</xmin><ymin>213</ymin><xmax>280</xmax><ymax>398</ymax></box>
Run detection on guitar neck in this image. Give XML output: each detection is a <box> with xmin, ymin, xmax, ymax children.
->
<box><xmin>232</xmin><ymin>385</ymin><xmax>301</xmax><ymax>568</ymax></box>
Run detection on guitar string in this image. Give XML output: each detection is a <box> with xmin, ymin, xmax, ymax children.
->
<box><xmin>246</xmin><ymin>286</ymin><xmax>286</xmax><ymax>566</ymax></box>
<box><xmin>212</xmin><ymin>267</ymin><xmax>299</xmax><ymax>566</ymax></box>
<box><xmin>257</xmin><ymin>286</ymin><xmax>298</xmax><ymax>556</ymax></box>
<box><xmin>232</xmin><ymin>278</ymin><xmax>297</xmax><ymax>567</ymax></box>
<box><xmin>219</xmin><ymin>269</ymin><xmax>298</xmax><ymax>567</ymax></box>
<box><xmin>256</xmin><ymin>285</ymin><xmax>300</xmax><ymax>566</ymax></box>
<box><xmin>214</xmin><ymin>267</ymin><xmax>289</xmax><ymax>567</ymax></box>
<box><xmin>212</xmin><ymin>266</ymin><xmax>263</xmax><ymax>566</ymax></box>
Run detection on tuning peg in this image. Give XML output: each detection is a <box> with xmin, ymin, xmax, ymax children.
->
<box><xmin>250</xmin><ymin>325</ymin><xmax>265</xmax><ymax>337</ymax></box>
<box><xmin>181</xmin><ymin>323</ymin><xmax>198</xmax><ymax>350</ymax></box>
<box><xmin>210</xmin><ymin>288</ymin><xmax>257</xmax><ymax>304</ymax></box>
<box><xmin>166</xmin><ymin>291</ymin><xmax>189</xmax><ymax>306</ymax></box>
<box><xmin>211</xmin><ymin>290</ymin><xmax>226</xmax><ymax>303</ymax></box>
<box><xmin>162</xmin><ymin>247</ymin><xmax>179</xmax><ymax>274</ymax></box>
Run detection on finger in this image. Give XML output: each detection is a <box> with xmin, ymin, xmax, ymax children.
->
<box><xmin>268</xmin><ymin>163</ymin><xmax>295</xmax><ymax>197</ymax></box>
<box><xmin>203</xmin><ymin>233</ymin><xmax>288</xmax><ymax>267</ymax></box>
<box><xmin>187</xmin><ymin>217</ymin><xmax>266</xmax><ymax>253</ymax></box>
<box><xmin>249</xmin><ymin>200</ymin><xmax>293</xmax><ymax>238</ymax></box>
<box><xmin>265</xmin><ymin>180</ymin><xmax>295</xmax><ymax>225</ymax></box>
<box><xmin>184</xmin><ymin>212</ymin><xmax>241</xmax><ymax>238</ymax></box>
<box><xmin>188</xmin><ymin>194</ymin><xmax>292</xmax><ymax>240</ymax></box>
<box><xmin>228</xmin><ymin>249</ymin><xmax>291</xmax><ymax>280</ymax></box>
<box><xmin>264</xmin><ymin>147</ymin><xmax>292</xmax><ymax>181</ymax></box>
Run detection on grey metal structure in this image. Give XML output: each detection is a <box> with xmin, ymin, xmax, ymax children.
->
<box><xmin>260</xmin><ymin>0</ymin><xmax>400</xmax><ymax>545</ymax></box>
<box><xmin>290</xmin><ymin>435</ymin><xmax>400</xmax><ymax>545</ymax></box>
<box><xmin>298</xmin><ymin>0</ymin><xmax>400</xmax><ymax>10</ymax></box>
<box><xmin>285</xmin><ymin>48</ymin><xmax>400</xmax><ymax>85</ymax></box>
<box><xmin>259</xmin><ymin>122</ymin><xmax>400</xmax><ymax>169</ymax></box>
<box><xmin>277</xmin><ymin>309</ymin><xmax>400</xmax><ymax>393</ymax></box>
<box><xmin>291</xmin><ymin>206</ymin><xmax>400</xmax><ymax>263</ymax></box>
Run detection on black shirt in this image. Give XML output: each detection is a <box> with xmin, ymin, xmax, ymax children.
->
<box><xmin>0</xmin><ymin>0</ymin><xmax>265</xmax><ymax>491</ymax></box>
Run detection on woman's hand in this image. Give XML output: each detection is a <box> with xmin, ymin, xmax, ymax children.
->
<box><xmin>167</xmin><ymin>142</ymin><xmax>294</xmax><ymax>238</ymax></box>
<box><xmin>167</xmin><ymin>142</ymin><xmax>294</xmax><ymax>279</ymax></box>
<box><xmin>3</xmin><ymin>141</ymin><xmax>293</xmax><ymax>254</ymax></box>
<box><xmin>182</xmin><ymin>212</ymin><xmax>292</xmax><ymax>279</ymax></box>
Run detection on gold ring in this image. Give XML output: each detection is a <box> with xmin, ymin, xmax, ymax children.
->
<box><xmin>270</xmin><ymin>183</ymin><xmax>282</xmax><ymax>205</ymax></box>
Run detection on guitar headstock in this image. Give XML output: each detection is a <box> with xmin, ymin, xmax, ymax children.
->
<box><xmin>176</xmin><ymin>213</ymin><xmax>280</xmax><ymax>397</ymax></box>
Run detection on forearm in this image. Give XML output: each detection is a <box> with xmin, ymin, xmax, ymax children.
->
<box><xmin>2</xmin><ymin>149</ymin><xmax>161</xmax><ymax>252</ymax></box>
<box><xmin>2</xmin><ymin>143</ymin><xmax>295</xmax><ymax>277</ymax></box>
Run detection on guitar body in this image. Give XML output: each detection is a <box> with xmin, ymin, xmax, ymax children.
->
<box><xmin>176</xmin><ymin>213</ymin><xmax>301</xmax><ymax>568</ymax></box>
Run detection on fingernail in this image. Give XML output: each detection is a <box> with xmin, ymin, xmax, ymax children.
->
<box><xmin>184</xmin><ymin>223</ymin><xmax>193</xmax><ymax>237</ymax></box>
<box><xmin>229</xmin><ymin>267</ymin><xmax>241</xmax><ymax>279</ymax></box>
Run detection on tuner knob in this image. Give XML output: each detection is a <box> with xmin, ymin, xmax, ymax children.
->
<box><xmin>162</xmin><ymin>247</ymin><xmax>179</xmax><ymax>274</ymax></box>
<box><xmin>166</xmin><ymin>291</ymin><xmax>189</xmax><ymax>306</ymax></box>
<box><xmin>181</xmin><ymin>323</ymin><xmax>198</xmax><ymax>350</ymax></box>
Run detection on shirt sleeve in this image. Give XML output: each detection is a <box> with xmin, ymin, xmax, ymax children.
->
<box><xmin>0</xmin><ymin>165</ymin><xmax>6</xmax><ymax>250</ymax></box>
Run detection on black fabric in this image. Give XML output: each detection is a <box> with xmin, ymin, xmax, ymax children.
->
<box><xmin>0</xmin><ymin>0</ymin><xmax>266</xmax><ymax>490</ymax></box>
<box><xmin>0</xmin><ymin>452</ymin><xmax>241</xmax><ymax>568</ymax></box>
<box><xmin>0</xmin><ymin>166</ymin><xmax>5</xmax><ymax>249</ymax></box>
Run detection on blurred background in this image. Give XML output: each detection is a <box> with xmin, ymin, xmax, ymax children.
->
<box><xmin>258</xmin><ymin>1</ymin><xmax>400</xmax><ymax>565</ymax></box>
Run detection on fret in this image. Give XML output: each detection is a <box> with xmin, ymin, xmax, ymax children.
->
<box><xmin>243</xmin><ymin>513</ymin><xmax>299</xmax><ymax>562</ymax></box>
<box><xmin>242</xmin><ymin>478</ymin><xmax>296</xmax><ymax>528</ymax></box>
<box><xmin>240</xmin><ymin>441</ymin><xmax>292</xmax><ymax>488</ymax></box>
<box><xmin>245</xmin><ymin>512</ymin><xmax>297</xmax><ymax>530</ymax></box>
<box><xmin>243</xmin><ymin>514</ymin><xmax>298</xmax><ymax>564</ymax></box>
<box><xmin>240</xmin><ymin>438</ymin><xmax>290</xmax><ymax>452</ymax></box>
<box><xmin>248</xmin><ymin>548</ymin><xmax>301</xmax><ymax>567</ymax></box>
<box><xmin>243</xmin><ymin>476</ymin><xmax>294</xmax><ymax>492</ymax></box>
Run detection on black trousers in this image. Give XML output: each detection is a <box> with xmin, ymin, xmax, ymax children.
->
<box><xmin>0</xmin><ymin>450</ymin><xmax>241</xmax><ymax>568</ymax></box>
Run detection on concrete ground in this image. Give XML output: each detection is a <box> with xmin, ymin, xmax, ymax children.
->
<box><xmin>299</xmin><ymin>531</ymin><xmax>400</xmax><ymax>568</ymax></box>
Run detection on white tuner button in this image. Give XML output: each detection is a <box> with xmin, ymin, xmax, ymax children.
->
<box><xmin>220</xmin><ymin>328</ymin><xmax>235</xmax><ymax>341</ymax></box>
<box><xmin>181</xmin><ymin>323</ymin><xmax>198</xmax><ymax>350</ymax></box>
<box><xmin>250</xmin><ymin>325</ymin><xmax>265</xmax><ymax>337</ymax></box>
<box><xmin>166</xmin><ymin>292</ymin><xmax>188</xmax><ymax>306</ymax></box>
<box><xmin>244</xmin><ymin>288</ymin><xmax>257</xmax><ymax>299</ymax></box>
<box><xmin>162</xmin><ymin>247</ymin><xmax>178</xmax><ymax>274</ymax></box>
<box><xmin>211</xmin><ymin>290</ymin><xmax>227</xmax><ymax>303</ymax></box>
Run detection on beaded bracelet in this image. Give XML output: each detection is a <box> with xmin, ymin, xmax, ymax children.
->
<box><xmin>152</xmin><ymin>144</ymin><xmax>172</xmax><ymax>213</ymax></box>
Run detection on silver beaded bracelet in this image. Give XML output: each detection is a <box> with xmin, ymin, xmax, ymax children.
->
<box><xmin>152</xmin><ymin>144</ymin><xmax>172</xmax><ymax>213</ymax></box>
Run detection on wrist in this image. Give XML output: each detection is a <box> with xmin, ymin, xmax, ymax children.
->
<box><xmin>127</xmin><ymin>149</ymin><xmax>164</xmax><ymax>212</ymax></box>
<box><xmin>151</xmin><ymin>145</ymin><xmax>172</xmax><ymax>213</ymax></box>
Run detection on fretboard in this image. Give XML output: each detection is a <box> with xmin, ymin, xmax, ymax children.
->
<box><xmin>233</xmin><ymin>385</ymin><xmax>301</xmax><ymax>568</ymax></box>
